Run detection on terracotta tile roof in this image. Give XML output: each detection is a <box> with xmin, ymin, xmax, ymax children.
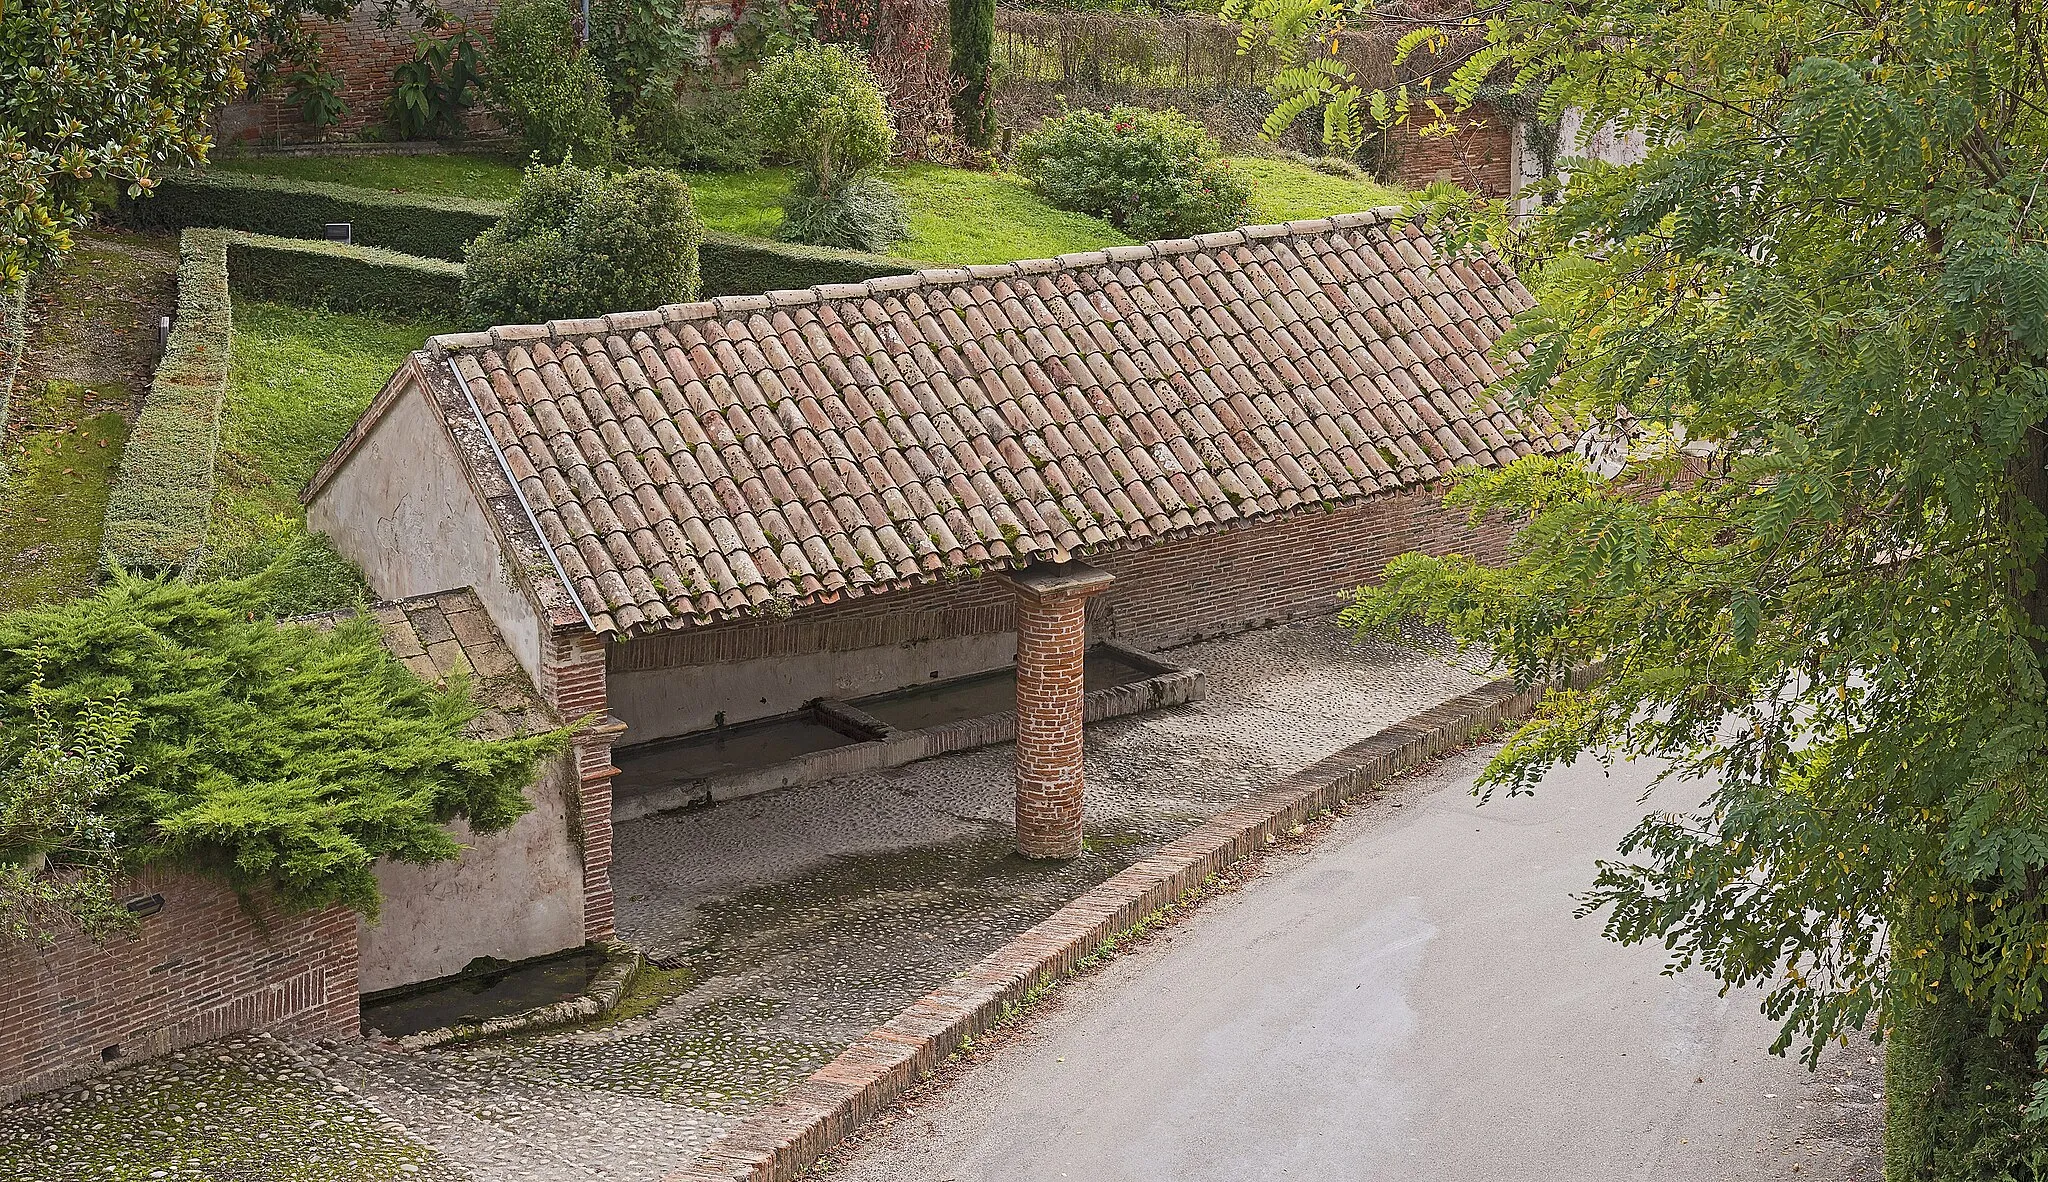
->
<box><xmin>297</xmin><ymin>590</ymin><xmax>558</xmax><ymax>740</ymax></box>
<box><xmin>429</xmin><ymin>211</ymin><xmax>1566</xmax><ymax>636</ymax></box>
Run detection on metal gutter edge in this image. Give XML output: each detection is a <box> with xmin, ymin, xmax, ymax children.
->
<box><xmin>444</xmin><ymin>355</ymin><xmax>600</xmax><ymax>634</ymax></box>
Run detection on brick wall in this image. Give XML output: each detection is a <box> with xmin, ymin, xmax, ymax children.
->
<box><xmin>0</xmin><ymin>868</ymin><xmax>359</xmax><ymax>1106</ymax></box>
<box><xmin>1389</xmin><ymin>104</ymin><xmax>1514</xmax><ymax>197</ymax></box>
<box><xmin>216</xmin><ymin>0</ymin><xmax>500</xmax><ymax>145</ymax></box>
<box><xmin>1089</xmin><ymin>485</ymin><xmax>1519</xmax><ymax>649</ymax></box>
<box><xmin>608</xmin><ymin>484</ymin><xmax>1518</xmax><ymax>690</ymax></box>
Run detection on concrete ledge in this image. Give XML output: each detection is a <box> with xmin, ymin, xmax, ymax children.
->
<box><xmin>662</xmin><ymin>667</ymin><xmax>1589</xmax><ymax>1182</ymax></box>
<box><xmin>383</xmin><ymin>943</ymin><xmax>642</xmax><ymax>1051</ymax></box>
<box><xmin>612</xmin><ymin>647</ymin><xmax>1205</xmax><ymax>822</ymax></box>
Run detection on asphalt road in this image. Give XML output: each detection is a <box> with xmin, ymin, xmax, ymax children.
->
<box><xmin>820</xmin><ymin>747</ymin><xmax>1884</xmax><ymax>1182</ymax></box>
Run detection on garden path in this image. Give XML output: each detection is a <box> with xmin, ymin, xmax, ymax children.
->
<box><xmin>0</xmin><ymin>229</ymin><xmax>176</xmax><ymax>611</ymax></box>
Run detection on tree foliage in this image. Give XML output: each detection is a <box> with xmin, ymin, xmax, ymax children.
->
<box><xmin>486</xmin><ymin>0</ymin><xmax>618</xmax><ymax>166</ymax></box>
<box><xmin>0</xmin><ymin>690</ymin><xmax>138</xmax><ymax>946</ymax></box>
<box><xmin>1277</xmin><ymin>0</ymin><xmax>2048</xmax><ymax>1087</ymax></box>
<box><xmin>1016</xmin><ymin>105</ymin><xmax>1255</xmax><ymax>240</ymax></box>
<box><xmin>745</xmin><ymin>45</ymin><xmax>906</xmax><ymax>250</ymax></box>
<box><xmin>947</xmin><ymin>0</ymin><xmax>995</xmax><ymax>151</ymax></box>
<box><xmin>747</xmin><ymin>44</ymin><xmax>897</xmax><ymax>196</ymax></box>
<box><xmin>0</xmin><ymin>0</ymin><xmax>261</xmax><ymax>287</ymax></box>
<box><xmin>0</xmin><ymin>571</ymin><xmax>562</xmax><ymax>926</ymax></box>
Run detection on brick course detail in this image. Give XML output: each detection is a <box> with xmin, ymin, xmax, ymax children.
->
<box><xmin>215</xmin><ymin>0</ymin><xmax>499</xmax><ymax>145</ymax></box>
<box><xmin>543</xmin><ymin>625</ymin><xmax>623</xmax><ymax>943</ymax></box>
<box><xmin>1389</xmin><ymin>104</ymin><xmax>1515</xmax><ymax>197</ymax></box>
<box><xmin>607</xmin><ymin>485</ymin><xmax>1517</xmax><ymax>682</ymax></box>
<box><xmin>0</xmin><ymin>868</ymin><xmax>359</xmax><ymax>1106</ymax></box>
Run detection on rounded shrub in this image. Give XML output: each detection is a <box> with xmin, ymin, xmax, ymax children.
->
<box><xmin>486</xmin><ymin>0</ymin><xmax>617</xmax><ymax>166</ymax></box>
<box><xmin>1016</xmin><ymin>105</ymin><xmax>1255</xmax><ymax>240</ymax></box>
<box><xmin>461</xmin><ymin>164</ymin><xmax>704</xmax><ymax>326</ymax></box>
<box><xmin>745</xmin><ymin>44</ymin><xmax>908</xmax><ymax>252</ymax></box>
<box><xmin>746</xmin><ymin>44</ymin><xmax>897</xmax><ymax>183</ymax></box>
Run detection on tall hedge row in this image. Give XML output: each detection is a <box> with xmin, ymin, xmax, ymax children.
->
<box><xmin>1884</xmin><ymin>992</ymin><xmax>2048</xmax><ymax>1179</ymax></box>
<box><xmin>102</xmin><ymin>229</ymin><xmax>234</xmax><ymax>574</ymax></box>
<box><xmin>698</xmin><ymin>230</ymin><xmax>912</xmax><ymax>295</ymax></box>
<box><xmin>224</xmin><ymin>232</ymin><xmax>465</xmax><ymax>316</ymax></box>
<box><xmin>125</xmin><ymin>172</ymin><xmax>916</xmax><ymax>302</ymax></box>
<box><xmin>120</xmin><ymin>173</ymin><xmax>501</xmax><ymax>262</ymax></box>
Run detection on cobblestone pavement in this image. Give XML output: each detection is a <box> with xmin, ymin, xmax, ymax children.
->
<box><xmin>0</xmin><ymin>1034</ymin><xmax>458</xmax><ymax>1182</ymax></box>
<box><xmin>0</xmin><ymin>621</ymin><xmax>1491</xmax><ymax>1182</ymax></box>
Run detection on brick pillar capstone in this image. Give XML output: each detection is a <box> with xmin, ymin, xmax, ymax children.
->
<box><xmin>1003</xmin><ymin>561</ymin><xmax>1115</xmax><ymax>860</ymax></box>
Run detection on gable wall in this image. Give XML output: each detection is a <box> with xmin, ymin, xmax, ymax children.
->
<box><xmin>307</xmin><ymin>374</ymin><xmax>549</xmax><ymax>681</ymax></box>
<box><xmin>355</xmin><ymin>751</ymin><xmax>585</xmax><ymax>994</ymax></box>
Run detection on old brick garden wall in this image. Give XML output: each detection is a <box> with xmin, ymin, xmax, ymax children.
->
<box><xmin>216</xmin><ymin>0</ymin><xmax>501</xmax><ymax>145</ymax></box>
<box><xmin>1386</xmin><ymin>103</ymin><xmax>1514</xmax><ymax>197</ymax></box>
<box><xmin>0</xmin><ymin>869</ymin><xmax>360</xmax><ymax>1105</ymax></box>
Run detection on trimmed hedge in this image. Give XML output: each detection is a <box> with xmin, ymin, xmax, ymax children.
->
<box><xmin>125</xmin><ymin>170</ymin><xmax>918</xmax><ymax>299</ymax></box>
<box><xmin>121</xmin><ymin>173</ymin><xmax>500</xmax><ymax>262</ymax></box>
<box><xmin>699</xmin><ymin>230</ymin><xmax>912</xmax><ymax>296</ymax></box>
<box><xmin>225</xmin><ymin>232</ymin><xmax>464</xmax><ymax>317</ymax></box>
<box><xmin>103</xmin><ymin>229</ymin><xmax>233</xmax><ymax>573</ymax></box>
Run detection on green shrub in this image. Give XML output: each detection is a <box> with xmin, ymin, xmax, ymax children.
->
<box><xmin>1885</xmin><ymin>992</ymin><xmax>2048</xmax><ymax>1180</ymax></box>
<box><xmin>487</xmin><ymin>0</ymin><xmax>617</xmax><ymax>166</ymax></box>
<box><xmin>102</xmin><ymin>229</ymin><xmax>232</xmax><ymax>574</ymax></box>
<box><xmin>387</xmin><ymin>29</ymin><xmax>485</xmax><ymax>141</ymax></box>
<box><xmin>0</xmin><ymin>570</ymin><xmax>562</xmax><ymax>919</ymax></box>
<box><xmin>223</xmin><ymin>231</ymin><xmax>465</xmax><ymax>318</ymax></box>
<box><xmin>0</xmin><ymin>690</ymin><xmax>136</xmax><ymax>946</ymax></box>
<box><xmin>283</xmin><ymin>63</ymin><xmax>348</xmax><ymax>131</ymax></box>
<box><xmin>777</xmin><ymin>172</ymin><xmax>910</xmax><ymax>253</ymax></box>
<box><xmin>463</xmin><ymin>163</ymin><xmax>703</xmax><ymax>324</ymax></box>
<box><xmin>1016</xmin><ymin>105</ymin><xmax>1255</xmax><ymax>240</ymax></box>
<box><xmin>745</xmin><ymin>45</ymin><xmax>904</xmax><ymax>249</ymax></box>
<box><xmin>588</xmin><ymin>0</ymin><xmax>695</xmax><ymax>111</ymax></box>
<box><xmin>119</xmin><ymin>172</ymin><xmax>500</xmax><ymax>261</ymax></box>
<box><xmin>202</xmin><ymin>521</ymin><xmax>368</xmax><ymax>619</ymax></box>
<box><xmin>625</xmin><ymin>86</ymin><xmax>761</xmax><ymax>173</ymax></box>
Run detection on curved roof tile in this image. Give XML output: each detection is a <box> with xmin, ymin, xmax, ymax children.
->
<box><xmin>433</xmin><ymin>211</ymin><xmax>1563</xmax><ymax>635</ymax></box>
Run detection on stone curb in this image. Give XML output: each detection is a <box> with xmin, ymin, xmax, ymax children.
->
<box><xmin>662</xmin><ymin>668</ymin><xmax>1587</xmax><ymax>1182</ymax></box>
<box><xmin>382</xmin><ymin>943</ymin><xmax>643</xmax><ymax>1051</ymax></box>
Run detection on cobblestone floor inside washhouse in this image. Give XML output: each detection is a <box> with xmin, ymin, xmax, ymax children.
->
<box><xmin>0</xmin><ymin>619</ymin><xmax>1493</xmax><ymax>1182</ymax></box>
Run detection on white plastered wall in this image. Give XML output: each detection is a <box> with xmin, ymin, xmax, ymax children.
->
<box><xmin>305</xmin><ymin>372</ymin><xmax>549</xmax><ymax>680</ymax></box>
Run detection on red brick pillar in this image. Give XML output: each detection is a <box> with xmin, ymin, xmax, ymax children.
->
<box><xmin>1004</xmin><ymin>562</ymin><xmax>1115</xmax><ymax>860</ymax></box>
<box><xmin>541</xmin><ymin>626</ymin><xmax>622</xmax><ymax>943</ymax></box>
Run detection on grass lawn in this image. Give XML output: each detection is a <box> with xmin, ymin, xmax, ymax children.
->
<box><xmin>212</xmin><ymin>301</ymin><xmax>454</xmax><ymax>561</ymax></box>
<box><xmin>1231</xmin><ymin>156</ymin><xmax>1410</xmax><ymax>223</ymax></box>
<box><xmin>214</xmin><ymin>150</ymin><xmax>529</xmax><ymax>201</ymax></box>
<box><xmin>0</xmin><ymin>382</ymin><xmax>130</xmax><ymax>614</ymax></box>
<box><xmin>209</xmin><ymin>152</ymin><xmax>1410</xmax><ymax>266</ymax></box>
